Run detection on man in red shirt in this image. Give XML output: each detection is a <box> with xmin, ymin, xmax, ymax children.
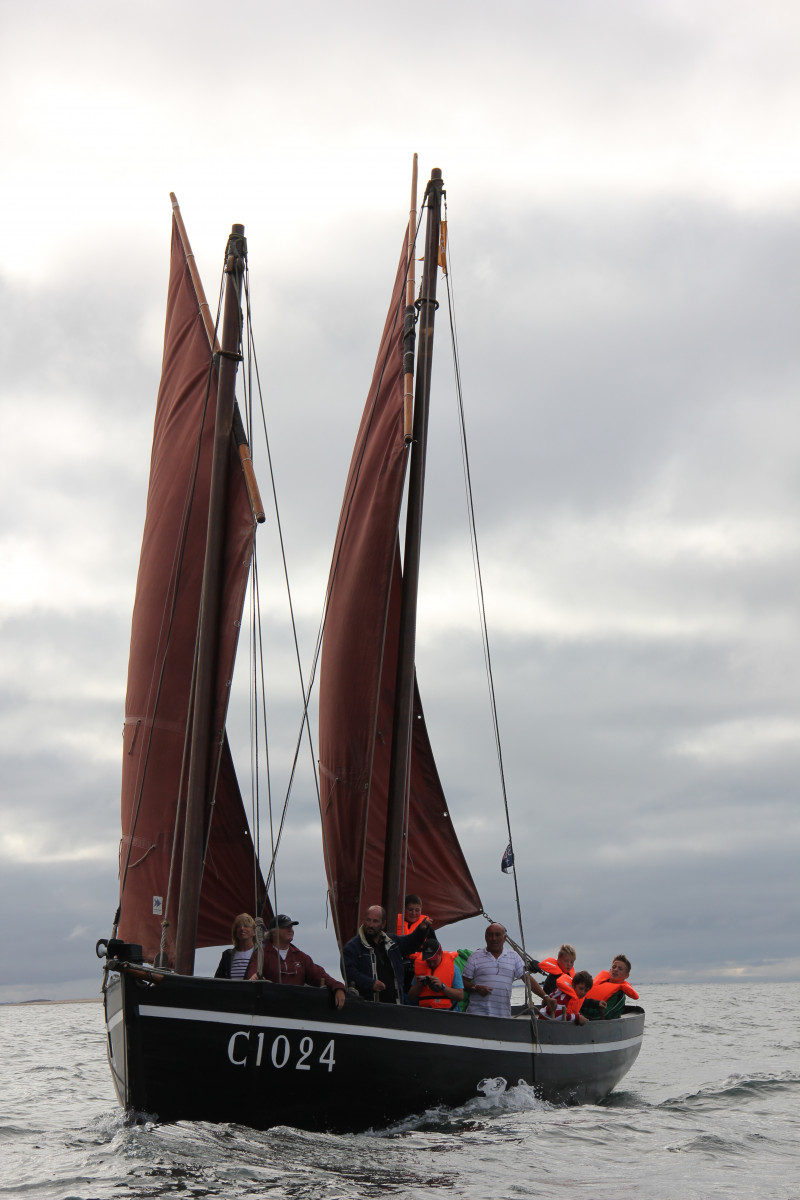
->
<box><xmin>247</xmin><ymin>914</ymin><xmax>346</xmax><ymax>1009</ymax></box>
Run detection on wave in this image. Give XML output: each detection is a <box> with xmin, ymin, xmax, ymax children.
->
<box><xmin>378</xmin><ymin>1077</ymin><xmax>550</xmax><ymax>1135</ymax></box>
<box><xmin>659</xmin><ymin>1070</ymin><xmax>800</xmax><ymax>1111</ymax></box>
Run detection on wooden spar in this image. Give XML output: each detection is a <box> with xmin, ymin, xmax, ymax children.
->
<box><xmin>403</xmin><ymin>154</ymin><xmax>418</xmax><ymax>442</ymax></box>
<box><xmin>232</xmin><ymin>407</ymin><xmax>265</xmax><ymax>524</ymax></box>
<box><xmin>382</xmin><ymin>169</ymin><xmax>444</xmax><ymax>927</ymax></box>
<box><xmin>174</xmin><ymin>225</ymin><xmax>247</xmax><ymax>976</ymax></box>
<box><xmin>170</xmin><ymin>193</ymin><xmax>265</xmax><ymax>524</ymax></box>
<box><xmin>406</xmin><ymin>154</ymin><xmax>418</xmax><ymax>307</ymax></box>
<box><xmin>170</xmin><ymin>193</ymin><xmax>219</xmax><ymax>352</ymax></box>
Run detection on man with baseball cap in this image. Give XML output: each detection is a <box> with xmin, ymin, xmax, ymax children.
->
<box><xmin>247</xmin><ymin>913</ymin><xmax>346</xmax><ymax>1009</ymax></box>
<box><xmin>408</xmin><ymin>937</ymin><xmax>464</xmax><ymax>1010</ymax></box>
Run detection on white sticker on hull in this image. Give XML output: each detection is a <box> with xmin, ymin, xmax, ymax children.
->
<box><xmin>139</xmin><ymin>1005</ymin><xmax>642</xmax><ymax>1057</ymax></box>
<box><xmin>106</xmin><ymin>1009</ymin><xmax>124</xmax><ymax>1034</ymax></box>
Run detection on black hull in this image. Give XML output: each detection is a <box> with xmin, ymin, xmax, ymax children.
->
<box><xmin>103</xmin><ymin>968</ymin><xmax>644</xmax><ymax>1132</ymax></box>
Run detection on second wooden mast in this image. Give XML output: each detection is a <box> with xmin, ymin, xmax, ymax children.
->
<box><xmin>381</xmin><ymin>168</ymin><xmax>445</xmax><ymax>926</ymax></box>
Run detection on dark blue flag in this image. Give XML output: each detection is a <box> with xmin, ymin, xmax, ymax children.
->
<box><xmin>501</xmin><ymin>842</ymin><xmax>514</xmax><ymax>874</ymax></box>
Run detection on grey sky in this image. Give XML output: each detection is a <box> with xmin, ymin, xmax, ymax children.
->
<box><xmin>1</xmin><ymin>0</ymin><xmax>798</xmax><ymax>1000</ymax></box>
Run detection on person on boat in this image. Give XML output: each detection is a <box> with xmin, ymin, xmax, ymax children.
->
<box><xmin>462</xmin><ymin>923</ymin><xmax>553</xmax><ymax>1018</ymax></box>
<box><xmin>343</xmin><ymin>904</ymin><xmax>431</xmax><ymax>1004</ymax></box>
<box><xmin>581</xmin><ymin>954</ymin><xmax>639</xmax><ymax>1021</ymax></box>
<box><xmin>408</xmin><ymin>937</ymin><xmax>464</xmax><ymax>1010</ymax></box>
<box><xmin>214</xmin><ymin>913</ymin><xmax>257</xmax><ymax>980</ymax></box>
<box><xmin>396</xmin><ymin>893</ymin><xmax>430</xmax><ymax>937</ymax></box>
<box><xmin>245</xmin><ymin>914</ymin><xmax>346</xmax><ymax>1009</ymax></box>
<box><xmin>537</xmin><ymin>943</ymin><xmax>577</xmax><ymax>995</ymax></box>
<box><xmin>537</xmin><ymin>969</ymin><xmax>593</xmax><ymax>1024</ymax></box>
<box><xmin>397</xmin><ymin>893</ymin><xmax>431</xmax><ymax>991</ymax></box>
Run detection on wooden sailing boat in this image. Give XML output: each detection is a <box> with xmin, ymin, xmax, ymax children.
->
<box><xmin>100</xmin><ymin>174</ymin><xmax>644</xmax><ymax>1133</ymax></box>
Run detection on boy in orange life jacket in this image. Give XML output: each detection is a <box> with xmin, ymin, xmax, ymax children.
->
<box><xmin>538</xmin><ymin>969</ymin><xmax>593</xmax><ymax>1024</ymax></box>
<box><xmin>397</xmin><ymin>893</ymin><xmax>429</xmax><ymax>937</ymax></box>
<box><xmin>582</xmin><ymin>954</ymin><xmax>639</xmax><ymax>1020</ymax></box>
<box><xmin>538</xmin><ymin>943</ymin><xmax>577</xmax><ymax>995</ymax></box>
<box><xmin>398</xmin><ymin>894</ymin><xmax>431</xmax><ymax>991</ymax></box>
<box><xmin>408</xmin><ymin>938</ymin><xmax>464</xmax><ymax>1010</ymax></box>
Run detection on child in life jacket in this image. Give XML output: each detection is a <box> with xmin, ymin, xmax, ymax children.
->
<box><xmin>396</xmin><ymin>893</ymin><xmax>430</xmax><ymax>937</ymax></box>
<box><xmin>397</xmin><ymin>894</ymin><xmax>432</xmax><ymax>991</ymax></box>
<box><xmin>537</xmin><ymin>943</ymin><xmax>577</xmax><ymax>995</ymax></box>
<box><xmin>537</xmin><ymin>969</ymin><xmax>593</xmax><ymax>1024</ymax></box>
<box><xmin>582</xmin><ymin>954</ymin><xmax>639</xmax><ymax>1020</ymax></box>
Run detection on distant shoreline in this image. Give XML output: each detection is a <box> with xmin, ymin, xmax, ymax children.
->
<box><xmin>2</xmin><ymin>980</ymin><xmax>798</xmax><ymax>1007</ymax></box>
<box><xmin>0</xmin><ymin>998</ymin><xmax>102</xmax><ymax>1006</ymax></box>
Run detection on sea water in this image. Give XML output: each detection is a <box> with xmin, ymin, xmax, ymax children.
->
<box><xmin>0</xmin><ymin>983</ymin><xmax>797</xmax><ymax>1199</ymax></box>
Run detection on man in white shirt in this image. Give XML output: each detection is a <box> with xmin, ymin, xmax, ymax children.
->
<box><xmin>462</xmin><ymin>923</ymin><xmax>552</xmax><ymax>1018</ymax></box>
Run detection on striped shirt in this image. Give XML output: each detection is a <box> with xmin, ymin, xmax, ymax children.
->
<box><xmin>538</xmin><ymin>985</ymin><xmax>579</xmax><ymax>1022</ymax></box>
<box><xmin>229</xmin><ymin>949</ymin><xmax>253</xmax><ymax>980</ymax></box>
<box><xmin>462</xmin><ymin>946</ymin><xmax>525</xmax><ymax>1018</ymax></box>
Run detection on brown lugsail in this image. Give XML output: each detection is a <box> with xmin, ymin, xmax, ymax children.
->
<box><xmin>318</xmin><ymin>235</ymin><xmax>481</xmax><ymax>945</ymax></box>
<box><xmin>118</xmin><ymin>219</ymin><xmax>264</xmax><ymax>964</ymax></box>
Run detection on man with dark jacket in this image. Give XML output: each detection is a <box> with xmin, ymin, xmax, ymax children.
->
<box><xmin>343</xmin><ymin>905</ymin><xmax>431</xmax><ymax>1003</ymax></box>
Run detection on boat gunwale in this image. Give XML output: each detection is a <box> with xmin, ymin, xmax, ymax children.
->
<box><xmin>108</xmin><ymin>963</ymin><xmax>644</xmax><ymax>1053</ymax></box>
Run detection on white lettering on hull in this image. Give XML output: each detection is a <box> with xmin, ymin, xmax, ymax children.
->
<box><xmin>228</xmin><ymin>1030</ymin><xmax>248</xmax><ymax>1065</ymax></box>
<box><xmin>227</xmin><ymin>1029</ymin><xmax>337</xmax><ymax>1072</ymax></box>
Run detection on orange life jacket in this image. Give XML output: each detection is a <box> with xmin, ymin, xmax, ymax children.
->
<box><xmin>555</xmin><ymin>974</ymin><xmax>585</xmax><ymax>1017</ymax></box>
<box><xmin>539</xmin><ymin>956</ymin><xmax>575</xmax><ymax>979</ymax></box>
<box><xmin>587</xmin><ymin>969</ymin><xmax>639</xmax><ymax>1002</ymax></box>
<box><xmin>397</xmin><ymin>912</ymin><xmax>430</xmax><ymax>937</ymax></box>
<box><xmin>413</xmin><ymin>950</ymin><xmax>458</xmax><ymax>1009</ymax></box>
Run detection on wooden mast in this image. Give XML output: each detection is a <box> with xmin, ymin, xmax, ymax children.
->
<box><xmin>382</xmin><ymin>169</ymin><xmax>444</xmax><ymax>927</ymax></box>
<box><xmin>174</xmin><ymin>224</ymin><xmax>248</xmax><ymax>976</ymax></box>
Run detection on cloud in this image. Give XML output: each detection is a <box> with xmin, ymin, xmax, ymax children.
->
<box><xmin>0</xmin><ymin>860</ymin><xmax>118</xmax><ymax>996</ymax></box>
<box><xmin>0</xmin><ymin>0</ymin><xmax>798</xmax><ymax>997</ymax></box>
<box><xmin>673</xmin><ymin>717</ymin><xmax>800</xmax><ymax>764</ymax></box>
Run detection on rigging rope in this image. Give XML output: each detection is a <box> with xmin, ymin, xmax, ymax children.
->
<box><xmin>240</xmin><ymin>285</ymin><xmax>273</xmax><ymax>921</ymax></box>
<box><xmin>258</xmin><ymin>203</ymin><xmax>428</xmax><ymax>950</ymax></box>
<box><xmin>440</xmin><ymin>203</ymin><xmax>530</xmax><ymax>969</ymax></box>
<box><xmin>239</xmin><ymin>263</ymin><xmax>328</xmax><ymax>920</ymax></box>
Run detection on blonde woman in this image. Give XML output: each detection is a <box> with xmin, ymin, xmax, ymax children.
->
<box><xmin>214</xmin><ymin>913</ymin><xmax>256</xmax><ymax>979</ymax></box>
